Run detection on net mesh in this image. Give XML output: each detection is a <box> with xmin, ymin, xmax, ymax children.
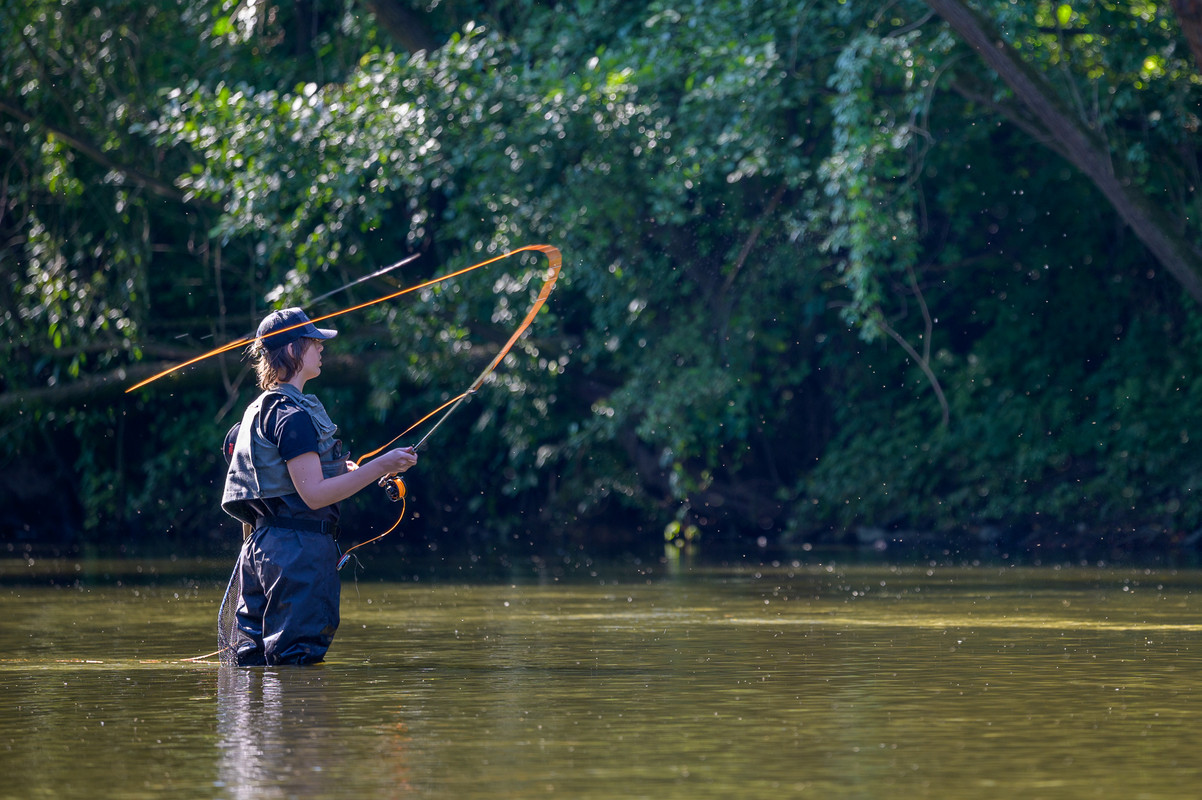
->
<box><xmin>216</xmin><ymin>560</ymin><xmax>241</xmax><ymax>665</ymax></box>
<box><xmin>216</xmin><ymin>522</ymin><xmax>252</xmax><ymax>666</ymax></box>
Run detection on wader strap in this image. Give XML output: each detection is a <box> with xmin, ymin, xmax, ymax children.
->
<box><xmin>256</xmin><ymin>516</ymin><xmax>341</xmax><ymax>538</ymax></box>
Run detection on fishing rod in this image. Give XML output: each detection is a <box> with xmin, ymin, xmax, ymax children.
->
<box><xmin>124</xmin><ymin>245</ymin><xmax>557</xmax><ymax>394</ymax></box>
<box><xmin>308</xmin><ymin>252</ymin><xmax>420</xmax><ymax>306</ymax></box>
<box><xmin>126</xmin><ymin>244</ymin><xmax>564</xmax><ymax>566</ymax></box>
<box><xmin>336</xmin><ymin>244</ymin><xmax>563</xmax><ymax>567</ymax></box>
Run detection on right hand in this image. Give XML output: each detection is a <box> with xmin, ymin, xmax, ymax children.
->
<box><xmin>375</xmin><ymin>446</ymin><xmax>418</xmax><ymax>477</ymax></box>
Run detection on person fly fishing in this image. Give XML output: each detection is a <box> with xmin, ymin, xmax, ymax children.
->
<box><xmin>219</xmin><ymin>307</ymin><xmax>417</xmax><ymax>665</ymax></box>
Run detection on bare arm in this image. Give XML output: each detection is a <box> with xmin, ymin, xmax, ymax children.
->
<box><xmin>287</xmin><ymin>447</ymin><xmax>418</xmax><ymax>510</ymax></box>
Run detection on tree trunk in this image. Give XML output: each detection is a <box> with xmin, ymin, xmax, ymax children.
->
<box><xmin>1172</xmin><ymin>0</ymin><xmax>1202</xmax><ymax>69</ymax></box>
<box><xmin>359</xmin><ymin>0</ymin><xmax>440</xmax><ymax>55</ymax></box>
<box><xmin>923</xmin><ymin>0</ymin><xmax>1202</xmax><ymax>304</ymax></box>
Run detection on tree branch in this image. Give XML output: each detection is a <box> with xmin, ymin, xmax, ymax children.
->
<box><xmin>0</xmin><ymin>363</ymin><xmax>189</xmax><ymax>412</ymax></box>
<box><xmin>924</xmin><ymin>0</ymin><xmax>1202</xmax><ymax>303</ymax></box>
<box><xmin>875</xmin><ymin>312</ymin><xmax>950</xmax><ymax>428</ymax></box>
<box><xmin>947</xmin><ymin>79</ymin><xmax>1073</xmax><ymax>164</ymax></box>
<box><xmin>721</xmin><ymin>183</ymin><xmax>787</xmax><ymax>297</ymax></box>
<box><xmin>0</xmin><ymin>96</ymin><xmax>216</xmax><ymax>208</ymax></box>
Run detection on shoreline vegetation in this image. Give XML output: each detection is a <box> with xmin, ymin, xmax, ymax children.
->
<box><xmin>6</xmin><ymin>3</ymin><xmax>1202</xmax><ymax>555</ymax></box>
<box><xmin>6</xmin><ymin>519</ymin><xmax>1201</xmax><ymax>581</ymax></box>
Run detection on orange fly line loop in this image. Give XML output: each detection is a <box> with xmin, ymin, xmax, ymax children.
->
<box><xmin>340</xmin><ymin>244</ymin><xmax>561</xmax><ymax>566</ymax></box>
<box><xmin>124</xmin><ymin>244</ymin><xmax>561</xmax><ymax>394</ymax></box>
<box><xmin>125</xmin><ymin>243</ymin><xmax>564</xmax><ymax>568</ymax></box>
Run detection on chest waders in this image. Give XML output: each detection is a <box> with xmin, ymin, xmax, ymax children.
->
<box><xmin>218</xmin><ymin>385</ymin><xmax>348</xmax><ymax>666</ymax></box>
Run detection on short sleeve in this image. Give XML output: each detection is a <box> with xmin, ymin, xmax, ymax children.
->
<box><xmin>261</xmin><ymin>395</ymin><xmax>320</xmax><ymax>462</ymax></box>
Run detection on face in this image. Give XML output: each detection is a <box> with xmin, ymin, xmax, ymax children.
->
<box><xmin>299</xmin><ymin>337</ymin><xmax>324</xmax><ymax>381</ymax></box>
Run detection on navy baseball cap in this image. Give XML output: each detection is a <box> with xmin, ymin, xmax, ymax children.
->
<box><xmin>256</xmin><ymin>307</ymin><xmax>338</xmax><ymax>351</ymax></box>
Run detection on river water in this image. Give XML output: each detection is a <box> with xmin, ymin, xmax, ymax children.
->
<box><xmin>2</xmin><ymin>553</ymin><xmax>1200</xmax><ymax>798</ymax></box>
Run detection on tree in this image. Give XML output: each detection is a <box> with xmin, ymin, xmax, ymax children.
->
<box><xmin>6</xmin><ymin>0</ymin><xmax>1202</xmax><ymax>554</ymax></box>
<box><xmin>923</xmin><ymin>0</ymin><xmax>1202</xmax><ymax>302</ymax></box>
<box><xmin>799</xmin><ymin>1</ymin><xmax>1202</xmax><ymax>540</ymax></box>
<box><xmin>360</xmin><ymin>0</ymin><xmax>440</xmax><ymax>53</ymax></box>
<box><xmin>1171</xmin><ymin>0</ymin><xmax>1202</xmax><ymax>66</ymax></box>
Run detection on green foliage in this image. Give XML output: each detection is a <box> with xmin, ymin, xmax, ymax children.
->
<box><xmin>6</xmin><ymin>0</ymin><xmax>1202</xmax><ymax>553</ymax></box>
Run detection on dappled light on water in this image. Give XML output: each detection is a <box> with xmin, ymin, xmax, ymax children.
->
<box><xmin>2</xmin><ymin>560</ymin><xmax>1201</xmax><ymax>798</ymax></box>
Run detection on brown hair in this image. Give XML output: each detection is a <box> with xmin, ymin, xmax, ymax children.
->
<box><xmin>251</xmin><ymin>338</ymin><xmax>311</xmax><ymax>389</ymax></box>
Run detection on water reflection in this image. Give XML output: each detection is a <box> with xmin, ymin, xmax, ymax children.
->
<box><xmin>216</xmin><ymin>667</ymin><xmax>412</xmax><ymax>798</ymax></box>
<box><xmin>5</xmin><ymin>561</ymin><xmax>1202</xmax><ymax>799</ymax></box>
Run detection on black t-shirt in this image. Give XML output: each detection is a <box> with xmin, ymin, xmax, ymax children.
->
<box><xmin>262</xmin><ymin>393</ymin><xmax>320</xmax><ymax>462</ymax></box>
<box><xmin>242</xmin><ymin>394</ymin><xmax>340</xmax><ymax>525</ymax></box>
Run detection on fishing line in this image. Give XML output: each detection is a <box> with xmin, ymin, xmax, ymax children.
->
<box><xmin>124</xmin><ymin>244</ymin><xmax>560</xmax><ymax>394</ymax></box>
<box><xmin>126</xmin><ymin>254</ymin><xmax>419</xmax><ymax>394</ymax></box>
<box><xmin>138</xmin><ymin>245</ymin><xmax>562</xmax><ymax>660</ymax></box>
<box><xmin>134</xmin><ymin>243</ymin><xmax>561</xmax><ymax>566</ymax></box>
<box><xmin>333</xmin><ymin>392</ymin><xmax>469</xmax><ymax>570</ymax></box>
<box><xmin>337</xmin><ymin>243</ymin><xmax>563</xmax><ymax>565</ymax></box>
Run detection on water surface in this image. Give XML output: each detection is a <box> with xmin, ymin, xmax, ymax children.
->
<box><xmin>2</xmin><ymin>558</ymin><xmax>1200</xmax><ymax>798</ymax></box>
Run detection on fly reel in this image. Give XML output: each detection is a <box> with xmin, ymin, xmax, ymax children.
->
<box><xmin>378</xmin><ymin>474</ymin><xmax>407</xmax><ymax>502</ymax></box>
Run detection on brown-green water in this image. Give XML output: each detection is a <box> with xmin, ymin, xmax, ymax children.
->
<box><xmin>2</xmin><ymin>556</ymin><xmax>1201</xmax><ymax>798</ymax></box>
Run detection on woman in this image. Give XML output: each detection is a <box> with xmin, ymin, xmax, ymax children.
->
<box><xmin>220</xmin><ymin>307</ymin><xmax>417</xmax><ymax>665</ymax></box>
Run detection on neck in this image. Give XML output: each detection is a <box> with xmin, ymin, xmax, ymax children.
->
<box><xmin>284</xmin><ymin>375</ymin><xmax>307</xmax><ymax>393</ymax></box>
